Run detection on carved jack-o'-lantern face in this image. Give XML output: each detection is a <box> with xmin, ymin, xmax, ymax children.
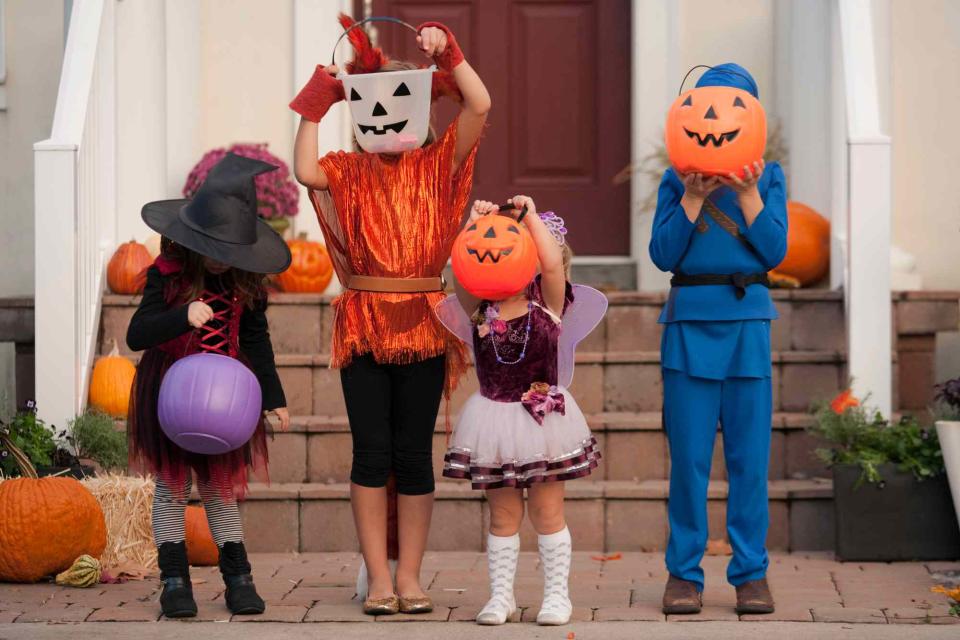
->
<box><xmin>665</xmin><ymin>86</ymin><xmax>766</xmax><ymax>179</ymax></box>
<box><xmin>340</xmin><ymin>67</ymin><xmax>435</xmax><ymax>154</ymax></box>
<box><xmin>451</xmin><ymin>214</ymin><xmax>538</xmax><ymax>301</ymax></box>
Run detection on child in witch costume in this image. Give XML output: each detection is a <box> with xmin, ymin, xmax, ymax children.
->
<box><xmin>436</xmin><ymin>196</ymin><xmax>606</xmax><ymax>626</ymax></box>
<box><xmin>127</xmin><ymin>153</ymin><xmax>292</xmax><ymax>618</ymax></box>
<box><xmin>291</xmin><ymin>15</ymin><xmax>488</xmax><ymax>615</ymax></box>
<box><xmin>650</xmin><ymin>63</ymin><xmax>787</xmax><ymax>615</ymax></box>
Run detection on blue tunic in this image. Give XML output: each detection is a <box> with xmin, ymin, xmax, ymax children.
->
<box><xmin>650</xmin><ymin>163</ymin><xmax>788</xmax><ymax>379</ymax></box>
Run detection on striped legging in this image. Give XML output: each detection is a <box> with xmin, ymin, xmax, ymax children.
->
<box><xmin>153</xmin><ymin>474</ymin><xmax>244</xmax><ymax>547</ymax></box>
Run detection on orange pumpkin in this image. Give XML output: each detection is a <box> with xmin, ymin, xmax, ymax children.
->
<box><xmin>771</xmin><ymin>201</ymin><xmax>830</xmax><ymax>286</ymax></box>
<box><xmin>0</xmin><ymin>476</ymin><xmax>107</xmax><ymax>582</ymax></box>
<box><xmin>275</xmin><ymin>234</ymin><xmax>334</xmax><ymax>293</ymax></box>
<box><xmin>89</xmin><ymin>339</ymin><xmax>136</xmax><ymax>418</ymax></box>
<box><xmin>451</xmin><ymin>214</ymin><xmax>538</xmax><ymax>301</ymax></box>
<box><xmin>107</xmin><ymin>241</ymin><xmax>152</xmax><ymax>295</ymax></box>
<box><xmin>184</xmin><ymin>505</ymin><xmax>219</xmax><ymax>566</ymax></box>
<box><xmin>665</xmin><ymin>85</ymin><xmax>766</xmax><ymax>179</ymax></box>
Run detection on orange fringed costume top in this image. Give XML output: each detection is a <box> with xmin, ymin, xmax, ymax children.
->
<box><xmin>308</xmin><ymin>118</ymin><xmax>477</xmax><ymax>384</ymax></box>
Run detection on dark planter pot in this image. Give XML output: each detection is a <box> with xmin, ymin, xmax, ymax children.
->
<box><xmin>833</xmin><ymin>463</ymin><xmax>960</xmax><ymax>561</ymax></box>
<box><xmin>35</xmin><ymin>464</ymin><xmax>96</xmax><ymax>480</ymax></box>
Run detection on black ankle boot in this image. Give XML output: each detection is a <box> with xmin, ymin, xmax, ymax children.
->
<box><xmin>157</xmin><ymin>541</ymin><xmax>197</xmax><ymax>618</ymax></box>
<box><xmin>219</xmin><ymin>541</ymin><xmax>265</xmax><ymax>615</ymax></box>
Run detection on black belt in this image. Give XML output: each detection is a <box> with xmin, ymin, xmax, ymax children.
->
<box><xmin>670</xmin><ymin>272</ymin><xmax>769</xmax><ymax>300</ymax></box>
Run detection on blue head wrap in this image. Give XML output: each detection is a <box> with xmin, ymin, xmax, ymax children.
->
<box><xmin>695</xmin><ymin>63</ymin><xmax>758</xmax><ymax>98</ymax></box>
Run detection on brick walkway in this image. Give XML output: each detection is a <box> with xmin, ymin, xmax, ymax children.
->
<box><xmin>1</xmin><ymin>552</ymin><xmax>958</xmax><ymax>627</ymax></box>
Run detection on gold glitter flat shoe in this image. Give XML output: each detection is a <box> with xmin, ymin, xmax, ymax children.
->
<box><xmin>363</xmin><ymin>595</ymin><xmax>400</xmax><ymax>615</ymax></box>
<box><xmin>398</xmin><ymin>595</ymin><xmax>434</xmax><ymax>614</ymax></box>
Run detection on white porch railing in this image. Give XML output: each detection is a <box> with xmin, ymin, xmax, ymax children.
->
<box><xmin>836</xmin><ymin>0</ymin><xmax>893</xmax><ymax>416</ymax></box>
<box><xmin>33</xmin><ymin>0</ymin><xmax>116</xmax><ymax>429</ymax></box>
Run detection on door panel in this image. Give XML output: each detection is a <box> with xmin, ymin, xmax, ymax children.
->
<box><xmin>360</xmin><ymin>0</ymin><xmax>631</xmax><ymax>255</ymax></box>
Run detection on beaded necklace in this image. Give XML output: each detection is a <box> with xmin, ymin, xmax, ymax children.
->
<box><xmin>490</xmin><ymin>301</ymin><xmax>534</xmax><ymax>365</ymax></box>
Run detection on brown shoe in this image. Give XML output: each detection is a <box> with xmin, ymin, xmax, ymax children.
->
<box><xmin>662</xmin><ymin>575</ymin><xmax>702</xmax><ymax>614</ymax></box>
<box><xmin>735</xmin><ymin>578</ymin><xmax>775</xmax><ymax>614</ymax></box>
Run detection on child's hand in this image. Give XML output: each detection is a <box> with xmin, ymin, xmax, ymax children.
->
<box><xmin>269</xmin><ymin>407</ymin><xmax>290</xmax><ymax>432</ymax></box>
<box><xmin>719</xmin><ymin>160</ymin><xmax>765</xmax><ymax>196</ymax></box>
<box><xmin>469</xmin><ymin>199</ymin><xmax>499</xmax><ymax>222</ymax></box>
<box><xmin>417</xmin><ymin>26</ymin><xmax>449</xmax><ymax>58</ymax></box>
<box><xmin>508</xmin><ymin>195</ymin><xmax>537</xmax><ymax>223</ymax></box>
<box><xmin>187</xmin><ymin>301</ymin><xmax>214</xmax><ymax>328</ymax></box>
<box><xmin>323</xmin><ymin>64</ymin><xmax>340</xmax><ymax>77</ymax></box>
<box><xmin>680</xmin><ymin>173</ymin><xmax>720</xmax><ymax>200</ymax></box>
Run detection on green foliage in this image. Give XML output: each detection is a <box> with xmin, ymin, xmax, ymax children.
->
<box><xmin>0</xmin><ymin>407</ymin><xmax>55</xmax><ymax>477</ymax></box>
<box><xmin>809</xmin><ymin>398</ymin><xmax>944</xmax><ymax>485</ymax></box>
<box><xmin>932</xmin><ymin>377</ymin><xmax>960</xmax><ymax>421</ymax></box>
<box><xmin>67</xmin><ymin>409</ymin><xmax>128</xmax><ymax>471</ymax></box>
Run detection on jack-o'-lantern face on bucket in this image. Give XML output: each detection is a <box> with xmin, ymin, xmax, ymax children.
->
<box><xmin>451</xmin><ymin>214</ymin><xmax>539</xmax><ymax>301</ymax></box>
<box><xmin>665</xmin><ymin>86</ymin><xmax>766</xmax><ymax>179</ymax></box>
<box><xmin>340</xmin><ymin>67</ymin><xmax>435</xmax><ymax>154</ymax></box>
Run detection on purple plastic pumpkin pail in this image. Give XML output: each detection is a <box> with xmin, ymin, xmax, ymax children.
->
<box><xmin>158</xmin><ymin>353</ymin><xmax>262</xmax><ymax>455</ymax></box>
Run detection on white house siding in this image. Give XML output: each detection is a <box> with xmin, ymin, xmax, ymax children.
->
<box><xmin>0</xmin><ymin>0</ymin><xmax>64</xmax><ymax>297</ymax></box>
<box><xmin>891</xmin><ymin>0</ymin><xmax>960</xmax><ymax>290</ymax></box>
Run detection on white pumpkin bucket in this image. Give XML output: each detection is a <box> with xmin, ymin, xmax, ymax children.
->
<box><xmin>333</xmin><ymin>17</ymin><xmax>435</xmax><ymax>154</ymax></box>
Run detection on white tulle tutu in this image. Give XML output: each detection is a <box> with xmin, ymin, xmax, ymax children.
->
<box><xmin>442</xmin><ymin>387</ymin><xmax>600</xmax><ymax>489</ymax></box>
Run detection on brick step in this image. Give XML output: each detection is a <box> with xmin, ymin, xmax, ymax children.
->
<box><xmin>262</xmin><ymin>412</ymin><xmax>828</xmax><ymax>484</ymax></box>
<box><xmin>100</xmin><ymin>349</ymin><xmax>849</xmax><ymax>416</ymax></box>
<box><xmin>233</xmin><ymin>479</ymin><xmax>834</xmax><ymax>554</ymax></box>
<box><xmin>99</xmin><ymin>289</ymin><xmax>851</xmax><ymax>359</ymax></box>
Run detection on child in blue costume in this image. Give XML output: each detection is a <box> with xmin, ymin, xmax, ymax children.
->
<box><xmin>650</xmin><ymin>63</ymin><xmax>787</xmax><ymax>615</ymax></box>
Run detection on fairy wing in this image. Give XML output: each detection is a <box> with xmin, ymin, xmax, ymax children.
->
<box><xmin>558</xmin><ymin>285</ymin><xmax>608</xmax><ymax>388</ymax></box>
<box><xmin>434</xmin><ymin>295</ymin><xmax>475</xmax><ymax>356</ymax></box>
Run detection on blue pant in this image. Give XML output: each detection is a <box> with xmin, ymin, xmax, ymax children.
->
<box><xmin>662</xmin><ymin>367</ymin><xmax>771</xmax><ymax>590</ymax></box>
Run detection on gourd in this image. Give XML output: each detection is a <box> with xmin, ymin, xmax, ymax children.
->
<box><xmin>89</xmin><ymin>340</ymin><xmax>136</xmax><ymax>418</ymax></box>
<box><xmin>107</xmin><ymin>241</ymin><xmax>152</xmax><ymax>294</ymax></box>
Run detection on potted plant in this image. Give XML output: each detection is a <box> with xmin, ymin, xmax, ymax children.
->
<box><xmin>63</xmin><ymin>409</ymin><xmax>128</xmax><ymax>474</ymax></box>
<box><xmin>0</xmin><ymin>402</ymin><xmax>94</xmax><ymax>479</ymax></box>
<box><xmin>183</xmin><ymin>143</ymin><xmax>299</xmax><ymax>236</ymax></box>
<box><xmin>810</xmin><ymin>390</ymin><xmax>960</xmax><ymax>561</ymax></box>
<box><xmin>934</xmin><ymin>377</ymin><xmax>960</xmax><ymax>538</ymax></box>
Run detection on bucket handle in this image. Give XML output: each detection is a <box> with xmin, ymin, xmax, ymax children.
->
<box><xmin>331</xmin><ymin>16</ymin><xmax>419</xmax><ymax>72</ymax></box>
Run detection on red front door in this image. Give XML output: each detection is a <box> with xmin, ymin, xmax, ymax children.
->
<box><xmin>358</xmin><ymin>0</ymin><xmax>631</xmax><ymax>255</ymax></box>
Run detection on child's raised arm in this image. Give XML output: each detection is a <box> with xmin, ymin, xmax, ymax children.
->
<box><xmin>291</xmin><ymin>64</ymin><xmax>344</xmax><ymax>191</ymax></box>
<box><xmin>509</xmin><ymin>195</ymin><xmax>565</xmax><ymax>316</ymax></box>
<box><xmin>416</xmin><ymin>24</ymin><xmax>490</xmax><ymax>171</ymax></box>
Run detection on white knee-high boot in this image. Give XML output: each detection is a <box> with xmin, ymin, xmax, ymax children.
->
<box><xmin>536</xmin><ymin>526</ymin><xmax>572</xmax><ymax>625</ymax></box>
<box><xmin>476</xmin><ymin>533</ymin><xmax>520</xmax><ymax>625</ymax></box>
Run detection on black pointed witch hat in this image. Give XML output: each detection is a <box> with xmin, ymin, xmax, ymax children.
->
<box><xmin>141</xmin><ymin>153</ymin><xmax>292</xmax><ymax>274</ymax></box>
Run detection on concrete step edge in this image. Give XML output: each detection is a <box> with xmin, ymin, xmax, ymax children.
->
<box><xmin>240</xmin><ymin>478</ymin><xmax>834</xmax><ymax>502</ymax></box>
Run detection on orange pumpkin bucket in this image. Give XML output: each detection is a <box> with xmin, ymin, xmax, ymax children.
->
<box><xmin>451</xmin><ymin>208</ymin><xmax>538</xmax><ymax>301</ymax></box>
<box><xmin>665</xmin><ymin>66</ymin><xmax>767</xmax><ymax>180</ymax></box>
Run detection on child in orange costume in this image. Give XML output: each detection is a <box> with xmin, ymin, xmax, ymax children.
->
<box><xmin>291</xmin><ymin>15</ymin><xmax>489</xmax><ymax>614</ymax></box>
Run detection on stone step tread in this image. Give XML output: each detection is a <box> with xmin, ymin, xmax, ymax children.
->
<box><xmin>100</xmin><ymin>349</ymin><xmax>850</xmax><ymax>365</ymax></box>
<box><xmin>105</xmin><ymin>289</ymin><xmax>960</xmax><ymax>307</ymax></box>
<box><xmin>240</xmin><ymin>478</ymin><xmax>833</xmax><ymax>501</ymax></box>
<box><xmin>271</xmin><ymin>411</ymin><xmax>817</xmax><ymax>433</ymax></box>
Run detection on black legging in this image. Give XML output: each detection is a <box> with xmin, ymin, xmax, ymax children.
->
<box><xmin>340</xmin><ymin>354</ymin><xmax>446</xmax><ymax>495</ymax></box>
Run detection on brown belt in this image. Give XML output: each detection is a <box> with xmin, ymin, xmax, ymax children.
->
<box><xmin>346</xmin><ymin>274</ymin><xmax>446</xmax><ymax>293</ymax></box>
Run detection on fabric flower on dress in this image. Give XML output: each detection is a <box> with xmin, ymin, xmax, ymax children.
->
<box><xmin>521</xmin><ymin>382</ymin><xmax>566</xmax><ymax>425</ymax></box>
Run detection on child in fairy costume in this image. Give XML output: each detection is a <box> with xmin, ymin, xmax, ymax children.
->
<box><xmin>290</xmin><ymin>15</ymin><xmax>489</xmax><ymax>615</ymax></box>
<box><xmin>437</xmin><ymin>196</ymin><xmax>607</xmax><ymax>626</ymax></box>
<box><xmin>127</xmin><ymin>154</ymin><xmax>291</xmax><ymax>618</ymax></box>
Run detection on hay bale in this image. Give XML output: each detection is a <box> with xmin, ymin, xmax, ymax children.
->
<box><xmin>81</xmin><ymin>474</ymin><xmax>157</xmax><ymax>572</ymax></box>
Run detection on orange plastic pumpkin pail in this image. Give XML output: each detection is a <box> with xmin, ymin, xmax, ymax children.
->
<box><xmin>451</xmin><ymin>213</ymin><xmax>538</xmax><ymax>301</ymax></box>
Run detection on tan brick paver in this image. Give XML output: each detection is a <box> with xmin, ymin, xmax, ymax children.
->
<box><xmin>0</xmin><ymin>552</ymin><xmax>956</xmax><ymax>627</ymax></box>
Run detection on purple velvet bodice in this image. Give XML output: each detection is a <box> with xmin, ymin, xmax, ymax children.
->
<box><xmin>473</xmin><ymin>277</ymin><xmax>573</xmax><ymax>402</ymax></box>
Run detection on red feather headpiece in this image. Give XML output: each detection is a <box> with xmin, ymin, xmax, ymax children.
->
<box><xmin>337</xmin><ymin>13</ymin><xmax>461</xmax><ymax>102</ymax></box>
